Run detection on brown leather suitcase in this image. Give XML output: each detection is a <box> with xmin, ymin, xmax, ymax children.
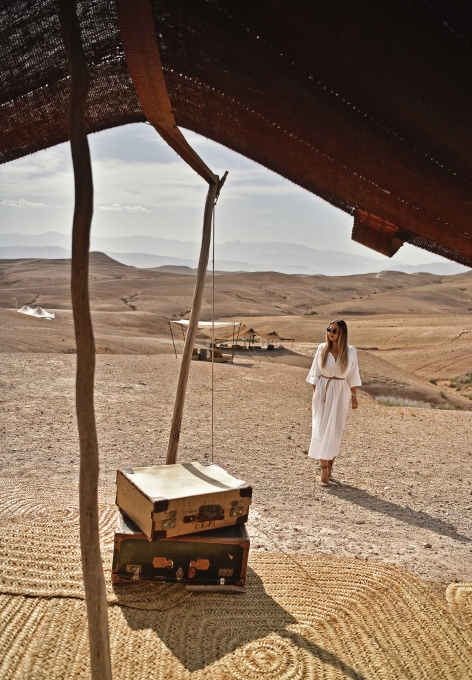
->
<box><xmin>116</xmin><ymin>461</ymin><xmax>252</xmax><ymax>540</ymax></box>
<box><xmin>112</xmin><ymin>511</ymin><xmax>250</xmax><ymax>588</ymax></box>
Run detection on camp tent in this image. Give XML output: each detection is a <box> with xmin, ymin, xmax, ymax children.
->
<box><xmin>169</xmin><ymin>320</ymin><xmax>242</xmax><ymax>357</ymax></box>
<box><xmin>2</xmin><ymin>0</ymin><xmax>472</xmax><ymax>266</ymax></box>
<box><xmin>3</xmin><ymin>2</ymin><xmax>472</xmax><ymax>676</ymax></box>
<box><xmin>170</xmin><ymin>320</ymin><xmax>240</xmax><ymax>339</ymax></box>
<box><xmin>17</xmin><ymin>305</ymin><xmax>55</xmax><ymax>320</ymax></box>
<box><xmin>259</xmin><ymin>330</ymin><xmax>294</xmax><ymax>347</ymax></box>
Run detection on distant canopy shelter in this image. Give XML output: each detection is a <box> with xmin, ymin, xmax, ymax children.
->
<box><xmin>169</xmin><ymin>319</ymin><xmax>241</xmax><ymax>346</ymax></box>
<box><xmin>17</xmin><ymin>305</ymin><xmax>55</xmax><ymax>320</ymax></box>
<box><xmin>170</xmin><ymin>321</ymin><xmax>294</xmax><ymax>350</ymax></box>
<box><xmin>170</xmin><ymin>320</ymin><xmax>241</xmax><ymax>340</ymax></box>
<box><xmin>258</xmin><ymin>331</ymin><xmax>294</xmax><ymax>349</ymax></box>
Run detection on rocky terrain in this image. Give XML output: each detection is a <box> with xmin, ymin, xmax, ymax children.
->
<box><xmin>1</xmin><ymin>256</ymin><xmax>471</xmax><ymax>598</ymax></box>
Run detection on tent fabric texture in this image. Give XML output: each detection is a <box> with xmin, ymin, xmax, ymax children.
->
<box><xmin>1</xmin><ymin>1</ymin><xmax>472</xmax><ymax>265</ymax></box>
<box><xmin>259</xmin><ymin>331</ymin><xmax>294</xmax><ymax>342</ymax></box>
<box><xmin>170</xmin><ymin>320</ymin><xmax>239</xmax><ymax>328</ymax></box>
<box><xmin>17</xmin><ymin>306</ymin><xmax>55</xmax><ymax>320</ymax></box>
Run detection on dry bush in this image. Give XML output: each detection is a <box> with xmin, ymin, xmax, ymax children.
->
<box><xmin>376</xmin><ymin>396</ymin><xmax>432</xmax><ymax>409</ymax></box>
<box><xmin>448</xmin><ymin>371</ymin><xmax>472</xmax><ymax>390</ymax></box>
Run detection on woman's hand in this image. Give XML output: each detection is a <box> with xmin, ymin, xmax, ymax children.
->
<box><xmin>312</xmin><ymin>385</ymin><xmax>316</xmax><ymax>391</ymax></box>
<box><xmin>351</xmin><ymin>394</ymin><xmax>358</xmax><ymax>409</ymax></box>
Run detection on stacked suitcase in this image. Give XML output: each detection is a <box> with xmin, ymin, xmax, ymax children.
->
<box><xmin>113</xmin><ymin>461</ymin><xmax>252</xmax><ymax>590</ymax></box>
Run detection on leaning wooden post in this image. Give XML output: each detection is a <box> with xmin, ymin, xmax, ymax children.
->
<box><xmin>58</xmin><ymin>2</ymin><xmax>112</xmax><ymax>678</ymax></box>
<box><xmin>166</xmin><ymin>181</ymin><xmax>218</xmax><ymax>464</ymax></box>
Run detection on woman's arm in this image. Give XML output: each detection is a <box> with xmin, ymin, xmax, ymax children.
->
<box><xmin>350</xmin><ymin>388</ymin><xmax>358</xmax><ymax>409</ymax></box>
<box><xmin>346</xmin><ymin>347</ymin><xmax>361</xmax><ymax>409</ymax></box>
<box><xmin>306</xmin><ymin>344</ymin><xmax>322</xmax><ymax>386</ymax></box>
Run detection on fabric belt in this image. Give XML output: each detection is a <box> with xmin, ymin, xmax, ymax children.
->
<box><xmin>320</xmin><ymin>375</ymin><xmax>345</xmax><ymax>402</ymax></box>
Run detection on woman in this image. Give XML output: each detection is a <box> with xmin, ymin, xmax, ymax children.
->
<box><xmin>306</xmin><ymin>319</ymin><xmax>361</xmax><ymax>486</ymax></box>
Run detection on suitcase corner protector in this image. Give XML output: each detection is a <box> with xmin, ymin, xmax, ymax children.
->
<box><xmin>152</xmin><ymin>529</ymin><xmax>167</xmax><ymax>540</ymax></box>
<box><xmin>238</xmin><ymin>484</ymin><xmax>252</xmax><ymax>498</ymax></box>
<box><xmin>152</xmin><ymin>496</ymin><xmax>169</xmax><ymax>513</ymax></box>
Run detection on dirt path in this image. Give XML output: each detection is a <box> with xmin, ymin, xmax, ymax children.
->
<box><xmin>1</xmin><ymin>353</ymin><xmax>471</xmax><ymax>594</ymax></box>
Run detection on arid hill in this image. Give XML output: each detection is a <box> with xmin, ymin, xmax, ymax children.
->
<box><xmin>1</xmin><ymin>255</ymin><xmax>471</xmax><ymax>409</ymax></box>
<box><xmin>1</xmin><ymin>253</ymin><xmax>471</xmax><ymax>318</ymax></box>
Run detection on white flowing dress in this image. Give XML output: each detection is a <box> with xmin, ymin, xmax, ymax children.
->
<box><xmin>306</xmin><ymin>344</ymin><xmax>361</xmax><ymax>460</ymax></box>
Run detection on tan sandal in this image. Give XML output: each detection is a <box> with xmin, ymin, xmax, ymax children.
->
<box><xmin>320</xmin><ymin>464</ymin><xmax>329</xmax><ymax>487</ymax></box>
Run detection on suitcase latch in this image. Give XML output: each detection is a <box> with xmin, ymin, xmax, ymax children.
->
<box><xmin>218</xmin><ymin>568</ymin><xmax>233</xmax><ymax>577</ymax></box>
<box><xmin>152</xmin><ymin>557</ymin><xmax>174</xmax><ymax>569</ymax></box>
<box><xmin>125</xmin><ymin>564</ymin><xmax>142</xmax><ymax>580</ymax></box>
<box><xmin>175</xmin><ymin>567</ymin><xmax>184</xmax><ymax>582</ymax></box>
<box><xmin>161</xmin><ymin>518</ymin><xmax>176</xmax><ymax>529</ymax></box>
<box><xmin>161</xmin><ymin>510</ymin><xmax>177</xmax><ymax>530</ymax></box>
<box><xmin>230</xmin><ymin>500</ymin><xmax>244</xmax><ymax>517</ymax></box>
<box><xmin>184</xmin><ymin>504</ymin><xmax>224</xmax><ymax>523</ymax></box>
<box><xmin>188</xmin><ymin>559</ymin><xmax>211</xmax><ymax>578</ymax></box>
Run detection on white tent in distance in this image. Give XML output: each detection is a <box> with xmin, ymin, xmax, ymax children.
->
<box><xmin>17</xmin><ymin>305</ymin><xmax>55</xmax><ymax>320</ymax></box>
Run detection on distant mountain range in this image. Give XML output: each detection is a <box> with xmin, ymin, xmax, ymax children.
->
<box><xmin>0</xmin><ymin>231</ymin><xmax>469</xmax><ymax>277</ymax></box>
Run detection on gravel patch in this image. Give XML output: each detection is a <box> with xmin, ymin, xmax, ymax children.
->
<box><xmin>1</xmin><ymin>353</ymin><xmax>470</xmax><ymax>594</ymax></box>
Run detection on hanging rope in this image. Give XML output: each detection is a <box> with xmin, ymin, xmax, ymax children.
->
<box><xmin>211</xmin><ymin>205</ymin><xmax>215</xmax><ymax>462</ymax></box>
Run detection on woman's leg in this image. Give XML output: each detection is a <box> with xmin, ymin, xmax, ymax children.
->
<box><xmin>328</xmin><ymin>456</ymin><xmax>336</xmax><ymax>479</ymax></box>
<box><xmin>320</xmin><ymin>460</ymin><xmax>329</xmax><ymax>486</ymax></box>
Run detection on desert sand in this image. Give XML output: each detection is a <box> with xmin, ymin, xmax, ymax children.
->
<box><xmin>1</xmin><ymin>255</ymin><xmax>471</xmax><ymax>598</ymax></box>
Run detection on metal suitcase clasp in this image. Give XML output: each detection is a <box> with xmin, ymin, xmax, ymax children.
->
<box><xmin>184</xmin><ymin>504</ymin><xmax>224</xmax><ymax>523</ymax></box>
<box><xmin>125</xmin><ymin>564</ymin><xmax>142</xmax><ymax>580</ymax></box>
<box><xmin>152</xmin><ymin>557</ymin><xmax>174</xmax><ymax>569</ymax></box>
<box><xmin>188</xmin><ymin>558</ymin><xmax>210</xmax><ymax>579</ymax></box>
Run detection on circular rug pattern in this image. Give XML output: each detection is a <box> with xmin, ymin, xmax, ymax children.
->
<box><xmin>0</xmin><ymin>479</ymin><xmax>470</xmax><ymax>679</ymax></box>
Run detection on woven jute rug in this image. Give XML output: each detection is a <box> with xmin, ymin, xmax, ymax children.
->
<box><xmin>0</xmin><ymin>479</ymin><xmax>471</xmax><ymax>679</ymax></box>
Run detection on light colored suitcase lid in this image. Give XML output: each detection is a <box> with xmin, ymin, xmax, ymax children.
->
<box><xmin>119</xmin><ymin>461</ymin><xmax>249</xmax><ymax>501</ymax></box>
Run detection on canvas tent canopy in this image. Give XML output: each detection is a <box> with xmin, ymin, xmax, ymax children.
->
<box><xmin>170</xmin><ymin>319</ymin><xmax>241</xmax><ymax>341</ymax></box>
<box><xmin>17</xmin><ymin>305</ymin><xmax>55</xmax><ymax>320</ymax></box>
<box><xmin>203</xmin><ymin>324</ymin><xmax>256</xmax><ymax>341</ymax></box>
<box><xmin>170</xmin><ymin>321</ymin><xmax>240</xmax><ymax>329</ymax></box>
<box><xmin>259</xmin><ymin>331</ymin><xmax>294</xmax><ymax>342</ymax></box>
<box><xmin>1</xmin><ymin>0</ymin><xmax>472</xmax><ymax>266</ymax></box>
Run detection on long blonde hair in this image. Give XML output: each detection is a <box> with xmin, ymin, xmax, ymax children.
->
<box><xmin>320</xmin><ymin>319</ymin><xmax>349</xmax><ymax>374</ymax></box>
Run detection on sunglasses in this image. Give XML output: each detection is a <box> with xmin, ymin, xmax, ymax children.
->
<box><xmin>326</xmin><ymin>327</ymin><xmax>340</xmax><ymax>334</ymax></box>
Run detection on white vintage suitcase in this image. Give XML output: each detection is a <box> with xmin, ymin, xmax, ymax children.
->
<box><xmin>116</xmin><ymin>461</ymin><xmax>252</xmax><ymax>540</ymax></box>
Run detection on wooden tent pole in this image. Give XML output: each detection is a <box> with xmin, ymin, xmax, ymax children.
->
<box><xmin>166</xmin><ymin>181</ymin><xmax>218</xmax><ymax>465</ymax></box>
<box><xmin>58</xmin><ymin>2</ymin><xmax>112</xmax><ymax>679</ymax></box>
<box><xmin>169</xmin><ymin>321</ymin><xmax>178</xmax><ymax>359</ymax></box>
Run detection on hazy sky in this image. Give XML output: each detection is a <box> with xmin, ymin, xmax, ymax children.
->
<box><xmin>0</xmin><ymin>123</ymin><xmax>450</xmax><ymax>265</ymax></box>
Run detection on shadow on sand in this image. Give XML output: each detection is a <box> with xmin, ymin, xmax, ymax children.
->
<box><xmin>118</xmin><ymin>567</ymin><xmax>364</xmax><ymax>677</ymax></box>
<box><xmin>328</xmin><ymin>482</ymin><xmax>470</xmax><ymax>543</ymax></box>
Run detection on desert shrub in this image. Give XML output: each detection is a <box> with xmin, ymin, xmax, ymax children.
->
<box><xmin>376</xmin><ymin>396</ymin><xmax>431</xmax><ymax>409</ymax></box>
<box><xmin>305</xmin><ymin>310</ymin><xmax>318</xmax><ymax>315</ymax></box>
<box><xmin>428</xmin><ymin>378</ymin><xmax>437</xmax><ymax>385</ymax></box>
<box><xmin>448</xmin><ymin>371</ymin><xmax>472</xmax><ymax>389</ymax></box>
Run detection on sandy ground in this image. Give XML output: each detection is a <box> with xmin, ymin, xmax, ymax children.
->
<box><xmin>1</xmin><ymin>352</ymin><xmax>471</xmax><ymax>596</ymax></box>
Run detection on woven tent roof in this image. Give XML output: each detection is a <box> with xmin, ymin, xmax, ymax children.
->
<box><xmin>2</xmin><ymin>0</ymin><xmax>472</xmax><ymax>265</ymax></box>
